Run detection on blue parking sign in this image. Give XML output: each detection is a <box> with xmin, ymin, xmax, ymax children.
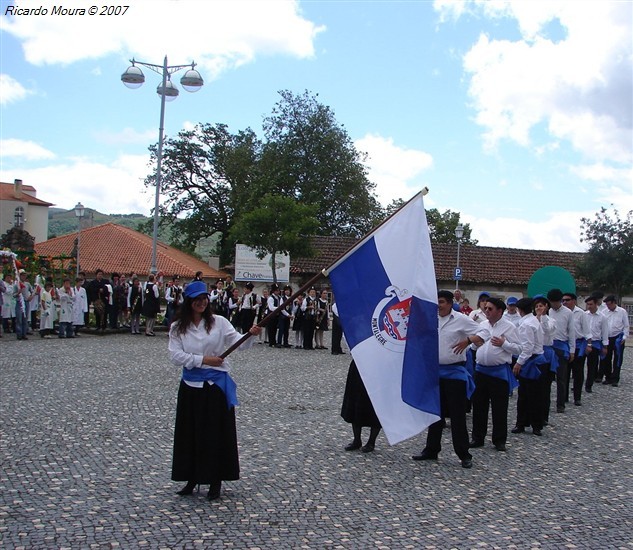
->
<box><xmin>453</xmin><ymin>267</ymin><xmax>462</xmax><ymax>281</ymax></box>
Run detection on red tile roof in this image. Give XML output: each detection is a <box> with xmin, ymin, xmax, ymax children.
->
<box><xmin>291</xmin><ymin>236</ymin><xmax>588</xmax><ymax>287</ymax></box>
<box><xmin>34</xmin><ymin>223</ymin><xmax>227</xmax><ymax>279</ymax></box>
<box><xmin>0</xmin><ymin>182</ymin><xmax>54</xmax><ymax>206</ymax></box>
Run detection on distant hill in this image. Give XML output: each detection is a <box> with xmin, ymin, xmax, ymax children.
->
<box><xmin>48</xmin><ymin>208</ymin><xmax>219</xmax><ymax>261</ymax></box>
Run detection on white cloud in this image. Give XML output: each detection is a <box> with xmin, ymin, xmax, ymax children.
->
<box><xmin>463</xmin><ymin>210</ymin><xmax>588</xmax><ymax>252</ymax></box>
<box><xmin>94</xmin><ymin>127</ymin><xmax>158</xmax><ymax>145</ymax></box>
<box><xmin>446</xmin><ymin>1</ymin><xmax>632</xmax><ymax>165</ymax></box>
<box><xmin>1</xmin><ymin>1</ymin><xmax>325</xmax><ymax>80</ymax></box>
<box><xmin>0</xmin><ymin>138</ymin><xmax>56</xmax><ymax>160</ymax></box>
<box><xmin>0</xmin><ymin>74</ymin><xmax>33</xmax><ymax>105</ymax></box>
<box><xmin>355</xmin><ymin>133</ymin><xmax>433</xmax><ymax>206</ymax></box>
<box><xmin>0</xmin><ymin>154</ymin><xmax>152</xmax><ymax>214</ymax></box>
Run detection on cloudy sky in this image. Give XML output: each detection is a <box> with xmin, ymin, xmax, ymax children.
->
<box><xmin>1</xmin><ymin>0</ymin><xmax>631</xmax><ymax>251</ymax></box>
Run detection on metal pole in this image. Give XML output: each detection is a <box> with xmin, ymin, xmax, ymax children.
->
<box><xmin>150</xmin><ymin>55</ymin><xmax>168</xmax><ymax>275</ymax></box>
<box><xmin>76</xmin><ymin>217</ymin><xmax>81</xmax><ymax>278</ymax></box>
<box><xmin>455</xmin><ymin>238</ymin><xmax>461</xmax><ymax>290</ymax></box>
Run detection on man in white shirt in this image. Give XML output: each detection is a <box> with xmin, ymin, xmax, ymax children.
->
<box><xmin>412</xmin><ymin>290</ymin><xmax>481</xmax><ymax>469</ymax></box>
<box><xmin>600</xmin><ymin>294</ymin><xmax>629</xmax><ymax>387</ymax></box>
<box><xmin>511</xmin><ymin>298</ymin><xmax>548</xmax><ymax>436</ymax></box>
<box><xmin>503</xmin><ymin>297</ymin><xmax>521</xmax><ymax>327</ymax></box>
<box><xmin>469</xmin><ymin>297</ymin><xmax>521</xmax><ymax>452</ymax></box>
<box><xmin>266</xmin><ymin>284</ymin><xmax>282</xmax><ymax>348</ymax></box>
<box><xmin>584</xmin><ymin>295</ymin><xmax>609</xmax><ymax>393</ymax></box>
<box><xmin>563</xmin><ymin>292</ymin><xmax>592</xmax><ymax>406</ymax></box>
<box><xmin>546</xmin><ymin>289</ymin><xmax>576</xmax><ymax>413</ymax></box>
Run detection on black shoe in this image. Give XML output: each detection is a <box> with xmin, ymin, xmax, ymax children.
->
<box><xmin>611</xmin><ymin>382</ymin><xmax>619</xmax><ymax>387</ymax></box>
<box><xmin>574</xmin><ymin>400</ymin><xmax>581</xmax><ymax>406</ymax></box>
<box><xmin>602</xmin><ymin>380</ymin><xmax>611</xmax><ymax>385</ymax></box>
<box><xmin>511</xmin><ymin>426</ymin><xmax>525</xmax><ymax>434</ymax></box>
<box><xmin>207</xmin><ymin>480</ymin><xmax>221</xmax><ymax>501</ymax></box>
<box><xmin>344</xmin><ymin>441</ymin><xmax>362</xmax><ymax>451</ymax></box>
<box><xmin>274</xmin><ymin>344</ymin><xmax>282</xmax><ymax>348</ymax></box>
<box><xmin>412</xmin><ymin>451</ymin><xmax>438</xmax><ymax>461</ymax></box>
<box><xmin>494</xmin><ymin>443</ymin><xmax>506</xmax><ymax>452</ymax></box>
<box><xmin>461</xmin><ymin>459</ymin><xmax>473</xmax><ymax>469</ymax></box>
<box><xmin>585</xmin><ymin>387</ymin><xmax>593</xmax><ymax>393</ymax></box>
<box><xmin>532</xmin><ymin>428</ymin><xmax>543</xmax><ymax>436</ymax></box>
<box><xmin>361</xmin><ymin>443</ymin><xmax>375</xmax><ymax>453</ymax></box>
<box><xmin>556</xmin><ymin>406</ymin><xmax>565</xmax><ymax>413</ymax></box>
<box><xmin>283</xmin><ymin>344</ymin><xmax>292</xmax><ymax>348</ymax></box>
<box><xmin>176</xmin><ymin>481</ymin><xmax>198</xmax><ymax>495</ymax></box>
<box><xmin>469</xmin><ymin>439</ymin><xmax>484</xmax><ymax>448</ymax></box>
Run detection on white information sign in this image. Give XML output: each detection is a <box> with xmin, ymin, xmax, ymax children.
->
<box><xmin>234</xmin><ymin>244</ymin><xmax>290</xmax><ymax>283</ymax></box>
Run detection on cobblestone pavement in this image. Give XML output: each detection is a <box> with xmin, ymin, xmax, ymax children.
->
<box><xmin>1</xmin><ymin>331</ymin><xmax>632</xmax><ymax>549</ymax></box>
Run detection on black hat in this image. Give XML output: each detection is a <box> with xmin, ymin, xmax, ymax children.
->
<box><xmin>271</xmin><ymin>283</ymin><xmax>279</xmax><ymax>291</ymax></box>
<box><xmin>245</xmin><ymin>282</ymin><xmax>254</xmax><ymax>290</ymax></box>
<box><xmin>546</xmin><ymin>288</ymin><xmax>563</xmax><ymax>302</ymax></box>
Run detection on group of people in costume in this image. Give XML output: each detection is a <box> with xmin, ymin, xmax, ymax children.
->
<box><xmin>169</xmin><ymin>283</ymin><xmax>628</xmax><ymax>500</ymax></box>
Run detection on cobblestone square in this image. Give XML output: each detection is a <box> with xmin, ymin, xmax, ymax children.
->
<box><xmin>1</xmin><ymin>333</ymin><xmax>632</xmax><ymax>548</ymax></box>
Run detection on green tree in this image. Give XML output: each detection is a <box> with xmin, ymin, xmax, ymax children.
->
<box><xmin>261</xmin><ymin>90</ymin><xmax>383</xmax><ymax>236</ymax></box>
<box><xmin>146</xmin><ymin>123</ymin><xmax>262</xmax><ymax>264</ymax></box>
<box><xmin>385</xmin><ymin>200</ymin><xmax>477</xmax><ymax>244</ymax></box>
<box><xmin>230</xmin><ymin>195</ymin><xmax>319</xmax><ymax>283</ymax></box>
<box><xmin>578</xmin><ymin>207</ymin><xmax>633</xmax><ymax>301</ymax></box>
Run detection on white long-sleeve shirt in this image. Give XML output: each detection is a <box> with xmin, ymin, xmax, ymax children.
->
<box><xmin>570</xmin><ymin>305</ymin><xmax>592</xmax><ymax>342</ymax></box>
<box><xmin>438</xmin><ymin>310</ymin><xmax>481</xmax><ymax>365</ymax></box>
<box><xmin>516</xmin><ymin>314</ymin><xmax>544</xmax><ymax>365</ymax></box>
<box><xmin>475</xmin><ymin>317</ymin><xmax>521</xmax><ymax>366</ymax></box>
<box><xmin>168</xmin><ymin>315</ymin><xmax>255</xmax><ymax>388</ymax></box>
<box><xmin>586</xmin><ymin>310</ymin><xmax>609</xmax><ymax>346</ymax></box>
<box><xmin>602</xmin><ymin>306</ymin><xmax>630</xmax><ymax>340</ymax></box>
<box><xmin>548</xmin><ymin>305</ymin><xmax>576</xmax><ymax>348</ymax></box>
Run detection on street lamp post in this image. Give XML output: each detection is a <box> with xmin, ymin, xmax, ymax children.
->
<box><xmin>74</xmin><ymin>202</ymin><xmax>85</xmax><ymax>278</ymax></box>
<box><xmin>454</xmin><ymin>223</ymin><xmax>464</xmax><ymax>290</ymax></box>
<box><xmin>121</xmin><ymin>56</ymin><xmax>203</xmax><ymax>274</ymax></box>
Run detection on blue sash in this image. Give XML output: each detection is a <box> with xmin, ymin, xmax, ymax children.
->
<box><xmin>543</xmin><ymin>345</ymin><xmax>559</xmax><ymax>372</ymax></box>
<box><xmin>614</xmin><ymin>333</ymin><xmax>625</xmax><ymax>366</ymax></box>
<box><xmin>475</xmin><ymin>362</ymin><xmax>519</xmax><ymax>395</ymax></box>
<box><xmin>519</xmin><ymin>353</ymin><xmax>548</xmax><ymax>380</ymax></box>
<box><xmin>182</xmin><ymin>367</ymin><xmax>238</xmax><ymax>408</ymax></box>
<box><xmin>590</xmin><ymin>341</ymin><xmax>603</xmax><ymax>352</ymax></box>
<box><xmin>575</xmin><ymin>338</ymin><xmax>588</xmax><ymax>357</ymax></box>
<box><xmin>465</xmin><ymin>348</ymin><xmax>475</xmax><ymax>376</ymax></box>
<box><xmin>439</xmin><ymin>364</ymin><xmax>475</xmax><ymax>400</ymax></box>
<box><xmin>552</xmin><ymin>339</ymin><xmax>570</xmax><ymax>360</ymax></box>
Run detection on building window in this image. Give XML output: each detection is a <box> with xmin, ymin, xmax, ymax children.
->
<box><xmin>14</xmin><ymin>206</ymin><xmax>25</xmax><ymax>228</ymax></box>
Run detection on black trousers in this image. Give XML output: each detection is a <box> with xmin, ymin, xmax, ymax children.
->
<box><xmin>276</xmin><ymin>315</ymin><xmax>290</xmax><ymax>345</ymax></box>
<box><xmin>267</xmin><ymin>318</ymin><xmax>278</xmax><ymax>347</ymax></box>
<box><xmin>567</xmin><ymin>351</ymin><xmax>586</xmax><ymax>402</ymax></box>
<box><xmin>554</xmin><ymin>348</ymin><xmax>569</xmax><ymax>410</ymax></box>
<box><xmin>303</xmin><ymin>317</ymin><xmax>315</xmax><ymax>349</ymax></box>
<box><xmin>585</xmin><ymin>347</ymin><xmax>602</xmax><ymax>390</ymax></box>
<box><xmin>425</xmin><ymin>378</ymin><xmax>471</xmax><ymax>460</ymax></box>
<box><xmin>331</xmin><ymin>314</ymin><xmax>344</xmax><ymax>354</ymax></box>
<box><xmin>472</xmin><ymin>371</ymin><xmax>509</xmax><ymax>445</ymax></box>
<box><xmin>601</xmin><ymin>336</ymin><xmax>624</xmax><ymax>383</ymax></box>
<box><xmin>516</xmin><ymin>368</ymin><xmax>546</xmax><ymax>430</ymax></box>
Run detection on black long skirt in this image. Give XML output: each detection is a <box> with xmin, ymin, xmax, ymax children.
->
<box><xmin>340</xmin><ymin>361</ymin><xmax>381</xmax><ymax>428</ymax></box>
<box><xmin>171</xmin><ymin>381</ymin><xmax>239</xmax><ymax>483</ymax></box>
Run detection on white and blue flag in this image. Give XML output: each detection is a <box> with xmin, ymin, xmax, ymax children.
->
<box><xmin>329</xmin><ymin>192</ymin><xmax>440</xmax><ymax>444</ymax></box>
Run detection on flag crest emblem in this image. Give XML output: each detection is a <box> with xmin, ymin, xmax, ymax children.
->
<box><xmin>372</xmin><ymin>286</ymin><xmax>411</xmax><ymax>350</ymax></box>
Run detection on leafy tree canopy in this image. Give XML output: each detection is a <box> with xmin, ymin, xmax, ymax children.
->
<box><xmin>148</xmin><ymin>90</ymin><xmax>383</xmax><ymax>265</ymax></box>
<box><xmin>385</xmin><ymin>199</ymin><xmax>477</xmax><ymax>244</ymax></box>
<box><xmin>578</xmin><ymin>207</ymin><xmax>633</xmax><ymax>300</ymax></box>
<box><xmin>230</xmin><ymin>194</ymin><xmax>319</xmax><ymax>283</ymax></box>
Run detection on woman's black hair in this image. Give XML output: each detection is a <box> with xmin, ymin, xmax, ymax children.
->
<box><xmin>173</xmin><ymin>295</ymin><xmax>215</xmax><ymax>335</ymax></box>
